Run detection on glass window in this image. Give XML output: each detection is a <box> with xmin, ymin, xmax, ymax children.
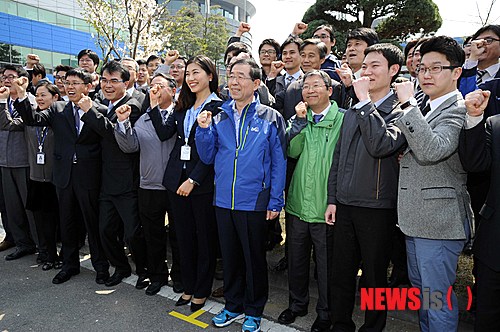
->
<box><xmin>38</xmin><ymin>8</ymin><xmax>57</xmax><ymax>25</ymax></box>
<box><xmin>12</xmin><ymin>45</ymin><xmax>33</xmax><ymax>64</ymax></box>
<box><xmin>53</xmin><ymin>52</ymin><xmax>73</xmax><ymax>68</ymax></box>
<box><xmin>0</xmin><ymin>0</ymin><xmax>18</xmax><ymax>16</ymax></box>
<box><xmin>74</xmin><ymin>18</ymin><xmax>89</xmax><ymax>33</ymax></box>
<box><xmin>36</xmin><ymin>49</ymin><xmax>52</xmax><ymax>68</ymax></box>
<box><xmin>56</xmin><ymin>13</ymin><xmax>72</xmax><ymax>28</ymax></box>
<box><xmin>17</xmin><ymin>3</ymin><xmax>38</xmax><ymax>20</ymax></box>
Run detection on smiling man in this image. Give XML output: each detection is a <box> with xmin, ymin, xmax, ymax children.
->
<box><xmin>394</xmin><ymin>36</ymin><xmax>472</xmax><ymax>332</ymax></box>
<box><xmin>278</xmin><ymin>70</ymin><xmax>344</xmax><ymax>332</ymax></box>
<box><xmin>266</xmin><ymin>37</ymin><xmax>303</xmax><ymax>98</ymax></box>
<box><xmin>80</xmin><ymin>61</ymin><xmax>147</xmax><ymax>289</ymax></box>
<box><xmin>196</xmin><ymin>58</ymin><xmax>286</xmax><ymax>332</ymax></box>
<box><xmin>325</xmin><ymin>43</ymin><xmax>406</xmax><ymax>332</ymax></box>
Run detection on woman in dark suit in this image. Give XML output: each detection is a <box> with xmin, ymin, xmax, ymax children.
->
<box><xmin>149</xmin><ymin>55</ymin><xmax>221</xmax><ymax>311</ymax></box>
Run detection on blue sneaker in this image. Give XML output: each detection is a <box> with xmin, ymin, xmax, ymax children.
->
<box><xmin>242</xmin><ymin>315</ymin><xmax>261</xmax><ymax>332</ymax></box>
<box><xmin>212</xmin><ymin>308</ymin><xmax>244</xmax><ymax>327</ymax></box>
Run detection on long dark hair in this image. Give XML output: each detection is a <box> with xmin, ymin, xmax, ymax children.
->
<box><xmin>175</xmin><ymin>55</ymin><xmax>219</xmax><ymax>112</ymax></box>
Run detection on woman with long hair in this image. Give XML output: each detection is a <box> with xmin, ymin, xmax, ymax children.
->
<box><xmin>149</xmin><ymin>55</ymin><xmax>221</xmax><ymax>311</ymax></box>
<box><xmin>0</xmin><ymin>80</ymin><xmax>61</xmax><ymax>270</ymax></box>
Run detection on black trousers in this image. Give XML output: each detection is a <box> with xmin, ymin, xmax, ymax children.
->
<box><xmin>28</xmin><ymin>180</ymin><xmax>60</xmax><ymax>262</ymax></box>
<box><xmin>330</xmin><ymin>204</ymin><xmax>396</xmax><ymax>332</ymax></box>
<box><xmin>99</xmin><ymin>191</ymin><xmax>147</xmax><ymax>275</ymax></box>
<box><xmin>168</xmin><ymin>190</ymin><xmax>216</xmax><ymax>298</ymax></box>
<box><xmin>0</xmin><ymin>168</ymin><xmax>13</xmax><ymax>243</ymax></box>
<box><xmin>57</xmin><ymin>178</ymin><xmax>108</xmax><ymax>274</ymax></box>
<box><xmin>475</xmin><ymin>259</ymin><xmax>500</xmax><ymax>331</ymax></box>
<box><xmin>288</xmin><ymin>215</ymin><xmax>332</xmax><ymax>320</ymax></box>
<box><xmin>1</xmin><ymin>167</ymin><xmax>38</xmax><ymax>251</ymax></box>
<box><xmin>215</xmin><ymin>207</ymin><xmax>268</xmax><ymax>317</ymax></box>
<box><xmin>138</xmin><ymin>188</ymin><xmax>181</xmax><ymax>283</ymax></box>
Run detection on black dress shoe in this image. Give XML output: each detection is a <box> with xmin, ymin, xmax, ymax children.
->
<box><xmin>190</xmin><ymin>298</ymin><xmax>206</xmax><ymax>312</ymax></box>
<box><xmin>311</xmin><ymin>317</ymin><xmax>331</xmax><ymax>332</ymax></box>
<box><xmin>273</xmin><ymin>256</ymin><xmax>288</xmax><ymax>271</ymax></box>
<box><xmin>37</xmin><ymin>252</ymin><xmax>48</xmax><ymax>264</ymax></box>
<box><xmin>211</xmin><ymin>286</ymin><xmax>224</xmax><ymax>298</ymax></box>
<box><xmin>0</xmin><ymin>240</ymin><xmax>14</xmax><ymax>252</ymax></box>
<box><xmin>96</xmin><ymin>271</ymin><xmax>110</xmax><ymax>285</ymax></box>
<box><xmin>52</xmin><ymin>270</ymin><xmax>79</xmax><ymax>284</ymax></box>
<box><xmin>175</xmin><ymin>295</ymin><xmax>192</xmax><ymax>306</ymax></box>
<box><xmin>5</xmin><ymin>247</ymin><xmax>36</xmax><ymax>261</ymax></box>
<box><xmin>42</xmin><ymin>262</ymin><xmax>55</xmax><ymax>271</ymax></box>
<box><xmin>146</xmin><ymin>281</ymin><xmax>166</xmax><ymax>296</ymax></box>
<box><xmin>105</xmin><ymin>271</ymin><xmax>131</xmax><ymax>287</ymax></box>
<box><xmin>278</xmin><ymin>308</ymin><xmax>307</xmax><ymax>325</ymax></box>
<box><xmin>172</xmin><ymin>281</ymin><xmax>184</xmax><ymax>294</ymax></box>
<box><xmin>135</xmin><ymin>275</ymin><xmax>150</xmax><ymax>289</ymax></box>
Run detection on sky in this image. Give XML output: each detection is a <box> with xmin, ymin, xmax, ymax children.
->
<box><xmin>247</xmin><ymin>0</ymin><xmax>499</xmax><ymax>56</ymax></box>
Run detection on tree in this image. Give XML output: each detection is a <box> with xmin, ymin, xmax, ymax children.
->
<box><xmin>166</xmin><ymin>1</ymin><xmax>230</xmax><ymax>65</ymax></box>
<box><xmin>302</xmin><ymin>0</ymin><xmax>442</xmax><ymax>54</ymax></box>
<box><xmin>77</xmin><ymin>0</ymin><xmax>169</xmax><ymax>62</ymax></box>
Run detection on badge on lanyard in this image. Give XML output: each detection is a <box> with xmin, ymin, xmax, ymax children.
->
<box><xmin>37</xmin><ymin>145</ymin><xmax>45</xmax><ymax>165</ymax></box>
<box><xmin>180</xmin><ymin>138</ymin><xmax>191</xmax><ymax>161</ymax></box>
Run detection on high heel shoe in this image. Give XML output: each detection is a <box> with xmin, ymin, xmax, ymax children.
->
<box><xmin>190</xmin><ymin>298</ymin><xmax>206</xmax><ymax>312</ymax></box>
<box><xmin>175</xmin><ymin>294</ymin><xmax>192</xmax><ymax>306</ymax></box>
<box><xmin>42</xmin><ymin>262</ymin><xmax>55</xmax><ymax>271</ymax></box>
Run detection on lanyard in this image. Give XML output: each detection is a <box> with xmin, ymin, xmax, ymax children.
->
<box><xmin>36</xmin><ymin>127</ymin><xmax>48</xmax><ymax>152</ymax></box>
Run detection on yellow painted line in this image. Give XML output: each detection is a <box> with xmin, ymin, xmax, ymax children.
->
<box><xmin>169</xmin><ymin>310</ymin><xmax>209</xmax><ymax>329</ymax></box>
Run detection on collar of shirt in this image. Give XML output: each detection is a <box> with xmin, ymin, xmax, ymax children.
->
<box><xmin>286</xmin><ymin>70</ymin><xmax>302</xmax><ymax>82</ymax></box>
<box><xmin>126</xmin><ymin>87</ymin><xmax>136</xmax><ymax>96</ymax></box>
<box><xmin>484</xmin><ymin>62</ymin><xmax>500</xmax><ymax>79</ymax></box>
<box><xmin>374</xmin><ymin>90</ymin><xmax>394</xmax><ymax>108</ymax></box>
<box><xmin>353</xmin><ymin>69</ymin><xmax>362</xmax><ymax>79</ymax></box>
<box><xmin>184</xmin><ymin>92</ymin><xmax>220</xmax><ymax>138</ymax></box>
<box><xmin>427</xmin><ymin>89</ymin><xmax>460</xmax><ymax>118</ymax></box>
<box><xmin>108</xmin><ymin>94</ymin><xmax>127</xmax><ymax>113</ymax></box>
<box><xmin>311</xmin><ymin>104</ymin><xmax>330</xmax><ymax>122</ymax></box>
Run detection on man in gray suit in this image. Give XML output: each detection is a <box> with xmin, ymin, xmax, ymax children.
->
<box><xmin>394</xmin><ymin>36</ymin><xmax>473</xmax><ymax>332</ymax></box>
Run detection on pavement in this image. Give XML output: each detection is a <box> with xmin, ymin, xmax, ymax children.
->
<box><xmin>0</xmin><ymin>224</ymin><xmax>474</xmax><ymax>331</ymax></box>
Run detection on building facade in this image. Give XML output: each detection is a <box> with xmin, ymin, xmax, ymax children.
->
<box><xmin>0</xmin><ymin>0</ymin><xmax>255</xmax><ymax>73</ymax></box>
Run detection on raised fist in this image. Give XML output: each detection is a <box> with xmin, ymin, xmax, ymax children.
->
<box><xmin>197</xmin><ymin>110</ymin><xmax>212</xmax><ymax>128</ymax></box>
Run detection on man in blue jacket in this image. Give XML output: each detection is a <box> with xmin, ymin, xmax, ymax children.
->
<box><xmin>196</xmin><ymin>58</ymin><xmax>287</xmax><ymax>332</ymax></box>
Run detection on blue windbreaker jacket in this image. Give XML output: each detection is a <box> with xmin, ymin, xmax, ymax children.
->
<box><xmin>195</xmin><ymin>97</ymin><xmax>287</xmax><ymax>212</ymax></box>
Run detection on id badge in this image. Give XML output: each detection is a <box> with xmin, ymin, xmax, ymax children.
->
<box><xmin>180</xmin><ymin>138</ymin><xmax>191</xmax><ymax>161</ymax></box>
<box><xmin>36</xmin><ymin>152</ymin><xmax>45</xmax><ymax>165</ymax></box>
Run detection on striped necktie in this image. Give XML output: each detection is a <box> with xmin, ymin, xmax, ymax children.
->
<box><xmin>415</xmin><ymin>85</ymin><xmax>426</xmax><ymax>109</ymax></box>
<box><xmin>74</xmin><ymin>106</ymin><xmax>81</xmax><ymax>135</ymax></box>
<box><xmin>476</xmin><ymin>69</ymin><xmax>487</xmax><ymax>85</ymax></box>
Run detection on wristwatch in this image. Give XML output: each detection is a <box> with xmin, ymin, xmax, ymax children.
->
<box><xmin>188</xmin><ymin>178</ymin><xmax>198</xmax><ymax>185</ymax></box>
<box><xmin>400</xmin><ymin>97</ymin><xmax>418</xmax><ymax>110</ymax></box>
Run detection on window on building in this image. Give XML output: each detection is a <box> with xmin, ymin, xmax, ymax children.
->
<box><xmin>39</xmin><ymin>8</ymin><xmax>57</xmax><ymax>25</ymax></box>
<box><xmin>17</xmin><ymin>3</ymin><xmax>38</xmax><ymax>21</ymax></box>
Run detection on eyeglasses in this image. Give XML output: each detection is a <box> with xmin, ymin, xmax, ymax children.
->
<box><xmin>171</xmin><ymin>64</ymin><xmax>185</xmax><ymax>70</ymax></box>
<box><xmin>63</xmin><ymin>81</ymin><xmax>86</xmax><ymax>87</ymax></box>
<box><xmin>228</xmin><ymin>75</ymin><xmax>254</xmax><ymax>83</ymax></box>
<box><xmin>302</xmin><ymin>83</ymin><xmax>327</xmax><ymax>91</ymax></box>
<box><xmin>416</xmin><ymin>65</ymin><xmax>459</xmax><ymax>75</ymax></box>
<box><xmin>1</xmin><ymin>75</ymin><xmax>18</xmax><ymax>81</ymax></box>
<box><xmin>259</xmin><ymin>49</ymin><xmax>277</xmax><ymax>55</ymax></box>
<box><xmin>100</xmin><ymin>78</ymin><xmax>125</xmax><ymax>85</ymax></box>
<box><xmin>313</xmin><ymin>34</ymin><xmax>330</xmax><ymax>39</ymax></box>
<box><xmin>474</xmin><ymin>37</ymin><xmax>500</xmax><ymax>45</ymax></box>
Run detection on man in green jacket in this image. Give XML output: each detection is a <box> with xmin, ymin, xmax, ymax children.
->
<box><xmin>277</xmin><ymin>70</ymin><xmax>344</xmax><ymax>332</ymax></box>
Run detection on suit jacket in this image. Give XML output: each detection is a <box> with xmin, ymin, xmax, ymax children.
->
<box><xmin>275</xmin><ymin>78</ymin><xmax>346</xmax><ymax>120</ymax></box>
<box><xmin>15</xmin><ymin>98</ymin><xmax>102</xmax><ymax>190</ymax></box>
<box><xmin>149</xmin><ymin>100</ymin><xmax>222</xmax><ymax>195</ymax></box>
<box><xmin>459</xmin><ymin>115</ymin><xmax>500</xmax><ymax>271</ymax></box>
<box><xmin>81</xmin><ymin>94</ymin><xmax>142</xmax><ymax>195</ymax></box>
<box><xmin>396</xmin><ymin>92</ymin><xmax>473</xmax><ymax>240</ymax></box>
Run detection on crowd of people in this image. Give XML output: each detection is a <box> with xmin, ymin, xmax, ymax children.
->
<box><xmin>0</xmin><ymin>19</ymin><xmax>499</xmax><ymax>332</ymax></box>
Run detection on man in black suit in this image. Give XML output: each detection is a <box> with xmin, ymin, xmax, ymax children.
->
<box><xmin>14</xmin><ymin>69</ymin><xmax>109</xmax><ymax>284</ymax></box>
<box><xmin>459</xmin><ymin>89</ymin><xmax>500</xmax><ymax>331</ymax></box>
<box><xmin>80</xmin><ymin>61</ymin><xmax>147</xmax><ymax>288</ymax></box>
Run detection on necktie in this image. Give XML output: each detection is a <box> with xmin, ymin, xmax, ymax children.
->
<box><xmin>415</xmin><ymin>85</ymin><xmax>426</xmax><ymax>109</ymax></box>
<box><xmin>477</xmin><ymin>69</ymin><xmax>487</xmax><ymax>85</ymax></box>
<box><xmin>8</xmin><ymin>99</ymin><xmax>18</xmax><ymax>118</ymax></box>
<box><xmin>107</xmin><ymin>102</ymin><xmax>114</xmax><ymax>115</ymax></box>
<box><xmin>313</xmin><ymin>114</ymin><xmax>323</xmax><ymax>123</ymax></box>
<box><xmin>74</xmin><ymin>106</ymin><xmax>81</xmax><ymax>135</ymax></box>
<box><xmin>421</xmin><ymin>104</ymin><xmax>431</xmax><ymax>117</ymax></box>
<box><xmin>160</xmin><ymin>109</ymin><xmax>168</xmax><ymax>123</ymax></box>
<box><xmin>285</xmin><ymin>75</ymin><xmax>293</xmax><ymax>88</ymax></box>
